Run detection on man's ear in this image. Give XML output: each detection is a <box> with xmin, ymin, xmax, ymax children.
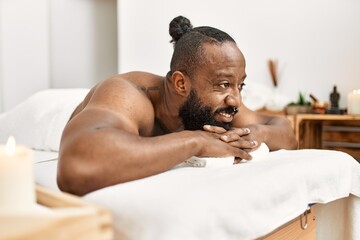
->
<box><xmin>171</xmin><ymin>71</ymin><xmax>191</xmax><ymax>97</ymax></box>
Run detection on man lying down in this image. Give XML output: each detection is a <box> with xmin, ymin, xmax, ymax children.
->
<box><xmin>57</xmin><ymin>16</ymin><xmax>298</xmax><ymax>196</ymax></box>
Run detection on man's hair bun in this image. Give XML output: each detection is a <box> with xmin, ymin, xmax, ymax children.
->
<box><xmin>169</xmin><ymin>16</ymin><xmax>193</xmax><ymax>44</ymax></box>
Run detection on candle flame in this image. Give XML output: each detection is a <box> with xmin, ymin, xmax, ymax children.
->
<box><xmin>6</xmin><ymin>136</ymin><xmax>16</xmax><ymax>156</ymax></box>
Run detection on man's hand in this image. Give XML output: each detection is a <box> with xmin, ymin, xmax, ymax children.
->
<box><xmin>195</xmin><ymin>127</ymin><xmax>253</xmax><ymax>161</ymax></box>
<box><xmin>203</xmin><ymin>125</ymin><xmax>259</xmax><ymax>149</ymax></box>
<box><xmin>237</xmin><ymin>124</ymin><xmax>265</xmax><ymax>148</ymax></box>
<box><xmin>203</xmin><ymin>124</ymin><xmax>264</xmax><ymax>163</ymax></box>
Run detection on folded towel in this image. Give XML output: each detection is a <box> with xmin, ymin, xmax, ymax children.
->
<box><xmin>177</xmin><ymin>143</ymin><xmax>270</xmax><ymax>168</ymax></box>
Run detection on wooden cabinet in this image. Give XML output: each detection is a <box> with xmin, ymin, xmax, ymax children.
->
<box><xmin>292</xmin><ymin>114</ymin><xmax>360</xmax><ymax>161</ymax></box>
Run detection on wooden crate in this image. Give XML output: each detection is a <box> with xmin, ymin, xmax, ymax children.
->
<box><xmin>0</xmin><ymin>185</ymin><xmax>113</xmax><ymax>240</ymax></box>
<box><xmin>321</xmin><ymin>120</ymin><xmax>360</xmax><ymax>160</ymax></box>
<box><xmin>293</xmin><ymin>114</ymin><xmax>360</xmax><ymax>161</ymax></box>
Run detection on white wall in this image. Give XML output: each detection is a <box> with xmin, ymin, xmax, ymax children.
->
<box><xmin>1</xmin><ymin>0</ymin><xmax>357</xmax><ymax>111</ymax></box>
<box><xmin>50</xmin><ymin>0</ymin><xmax>118</xmax><ymax>88</ymax></box>
<box><xmin>118</xmin><ymin>0</ymin><xmax>360</xmax><ymax>109</ymax></box>
<box><xmin>0</xmin><ymin>0</ymin><xmax>118</xmax><ymax>112</ymax></box>
<box><xmin>0</xmin><ymin>0</ymin><xmax>50</xmax><ymax>112</ymax></box>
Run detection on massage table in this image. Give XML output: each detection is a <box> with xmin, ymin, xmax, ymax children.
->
<box><xmin>1</xmin><ymin>89</ymin><xmax>359</xmax><ymax>240</ymax></box>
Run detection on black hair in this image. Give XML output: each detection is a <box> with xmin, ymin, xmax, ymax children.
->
<box><xmin>168</xmin><ymin>16</ymin><xmax>236</xmax><ymax>78</ymax></box>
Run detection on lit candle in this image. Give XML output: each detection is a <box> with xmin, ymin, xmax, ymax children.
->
<box><xmin>0</xmin><ymin>136</ymin><xmax>36</xmax><ymax>213</ymax></box>
<box><xmin>348</xmin><ymin>89</ymin><xmax>360</xmax><ymax>115</ymax></box>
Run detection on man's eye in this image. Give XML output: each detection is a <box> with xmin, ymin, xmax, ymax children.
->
<box><xmin>239</xmin><ymin>83</ymin><xmax>246</xmax><ymax>91</ymax></box>
<box><xmin>219</xmin><ymin>83</ymin><xmax>230</xmax><ymax>89</ymax></box>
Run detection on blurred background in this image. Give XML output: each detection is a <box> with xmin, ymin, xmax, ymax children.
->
<box><xmin>0</xmin><ymin>0</ymin><xmax>359</xmax><ymax>112</ymax></box>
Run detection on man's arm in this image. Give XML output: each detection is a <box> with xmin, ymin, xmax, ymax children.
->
<box><xmin>244</xmin><ymin>113</ymin><xmax>298</xmax><ymax>150</ymax></box>
<box><xmin>57</xmin><ymin>80</ymin><xmax>253</xmax><ymax>196</ymax></box>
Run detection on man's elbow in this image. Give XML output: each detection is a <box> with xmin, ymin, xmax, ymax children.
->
<box><xmin>284</xmin><ymin>127</ymin><xmax>298</xmax><ymax>150</ymax></box>
<box><xmin>57</xmin><ymin>160</ymin><xmax>94</xmax><ymax>196</ymax></box>
<box><xmin>282</xmin><ymin>118</ymin><xmax>298</xmax><ymax>150</ymax></box>
<box><xmin>289</xmin><ymin>136</ymin><xmax>299</xmax><ymax>150</ymax></box>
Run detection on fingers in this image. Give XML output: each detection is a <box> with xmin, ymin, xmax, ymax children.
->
<box><xmin>204</xmin><ymin>125</ymin><xmax>250</xmax><ymax>141</ymax></box>
<box><xmin>219</xmin><ymin>128</ymin><xmax>250</xmax><ymax>141</ymax></box>
<box><xmin>233</xmin><ymin>149</ymin><xmax>252</xmax><ymax>161</ymax></box>
<box><xmin>229</xmin><ymin>139</ymin><xmax>258</xmax><ymax>149</ymax></box>
<box><xmin>226</xmin><ymin>138</ymin><xmax>257</xmax><ymax>161</ymax></box>
<box><xmin>229</xmin><ymin>128</ymin><xmax>251</xmax><ymax>136</ymax></box>
<box><xmin>234</xmin><ymin>157</ymin><xmax>242</xmax><ymax>164</ymax></box>
<box><xmin>203</xmin><ymin>126</ymin><xmax>250</xmax><ymax>136</ymax></box>
<box><xmin>201</xmin><ymin>125</ymin><xmax>255</xmax><ymax>161</ymax></box>
<box><xmin>219</xmin><ymin>129</ymin><xmax>257</xmax><ymax>149</ymax></box>
<box><xmin>220</xmin><ymin>132</ymin><xmax>240</xmax><ymax>142</ymax></box>
<box><xmin>203</xmin><ymin>125</ymin><xmax>227</xmax><ymax>134</ymax></box>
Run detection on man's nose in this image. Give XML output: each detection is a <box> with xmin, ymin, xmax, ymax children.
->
<box><xmin>225</xmin><ymin>90</ymin><xmax>241</xmax><ymax>108</ymax></box>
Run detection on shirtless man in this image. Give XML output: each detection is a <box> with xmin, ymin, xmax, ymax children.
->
<box><xmin>58</xmin><ymin>16</ymin><xmax>298</xmax><ymax>196</ymax></box>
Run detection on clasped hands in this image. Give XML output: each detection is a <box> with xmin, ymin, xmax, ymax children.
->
<box><xmin>203</xmin><ymin>124</ymin><xmax>263</xmax><ymax>163</ymax></box>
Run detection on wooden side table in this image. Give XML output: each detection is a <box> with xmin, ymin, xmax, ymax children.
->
<box><xmin>292</xmin><ymin>114</ymin><xmax>360</xmax><ymax>160</ymax></box>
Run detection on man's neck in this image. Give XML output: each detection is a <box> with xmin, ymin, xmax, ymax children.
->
<box><xmin>154</xmin><ymin>77</ymin><xmax>184</xmax><ymax>133</ymax></box>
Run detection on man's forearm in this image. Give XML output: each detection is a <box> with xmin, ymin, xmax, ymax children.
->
<box><xmin>58</xmin><ymin>129</ymin><xmax>202</xmax><ymax>195</ymax></box>
<box><xmin>263</xmin><ymin>116</ymin><xmax>298</xmax><ymax>150</ymax></box>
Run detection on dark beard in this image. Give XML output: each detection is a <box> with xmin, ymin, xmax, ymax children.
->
<box><xmin>179</xmin><ymin>90</ymin><xmax>233</xmax><ymax>131</ymax></box>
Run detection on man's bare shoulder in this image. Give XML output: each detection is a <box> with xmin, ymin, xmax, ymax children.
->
<box><xmin>88</xmin><ymin>71</ymin><xmax>161</xmax><ymax>103</ymax></box>
<box><xmin>69</xmin><ymin>72</ymin><xmax>163</xmax><ymax>136</ymax></box>
<box><xmin>117</xmin><ymin>71</ymin><xmax>164</xmax><ymax>84</ymax></box>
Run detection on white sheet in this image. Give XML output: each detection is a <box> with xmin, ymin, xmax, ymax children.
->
<box><xmin>314</xmin><ymin>195</ymin><xmax>360</xmax><ymax>240</ymax></box>
<box><xmin>0</xmin><ymin>88</ymin><xmax>89</xmax><ymax>151</ymax></box>
<box><xmin>33</xmin><ymin>150</ymin><xmax>59</xmax><ymax>191</ymax></box>
<box><xmin>77</xmin><ymin>149</ymin><xmax>359</xmax><ymax>240</ymax></box>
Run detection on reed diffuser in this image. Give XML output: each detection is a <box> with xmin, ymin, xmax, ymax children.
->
<box><xmin>268</xmin><ymin>59</ymin><xmax>278</xmax><ymax>87</ymax></box>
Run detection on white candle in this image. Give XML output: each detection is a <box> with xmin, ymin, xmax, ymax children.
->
<box><xmin>0</xmin><ymin>136</ymin><xmax>36</xmax><ymax>213</ymax></box>
<box><xmin>348</xmin><ymin>89</ymin><xmax>360</xmax><ymax>115</ymax></box>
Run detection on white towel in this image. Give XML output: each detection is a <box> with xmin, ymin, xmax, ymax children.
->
<box><xmin>177</xmin><ymin>143</ymin><xmax>270</xmax><ymax>168</ymax></box>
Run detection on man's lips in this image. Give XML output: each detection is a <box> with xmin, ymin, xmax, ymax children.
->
<box><xmin>217</xmin><ymin>112</ymin><xmax>234</xmax><ymax>123</ymax></box>
<box><xmin>219</xmin><ymin>111</ymin><xmax>233</xmax><ymax>118</ymax></box>
<box><xmin>215</xmin><ymin>107</ymin><xmax>238</xmax><ymax>123</ymax></box>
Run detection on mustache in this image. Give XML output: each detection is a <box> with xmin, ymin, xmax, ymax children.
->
<box><xmin>215</xmin><ymin>107</ymin><xmax>238</xmax><ymax>115</ymax></box>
